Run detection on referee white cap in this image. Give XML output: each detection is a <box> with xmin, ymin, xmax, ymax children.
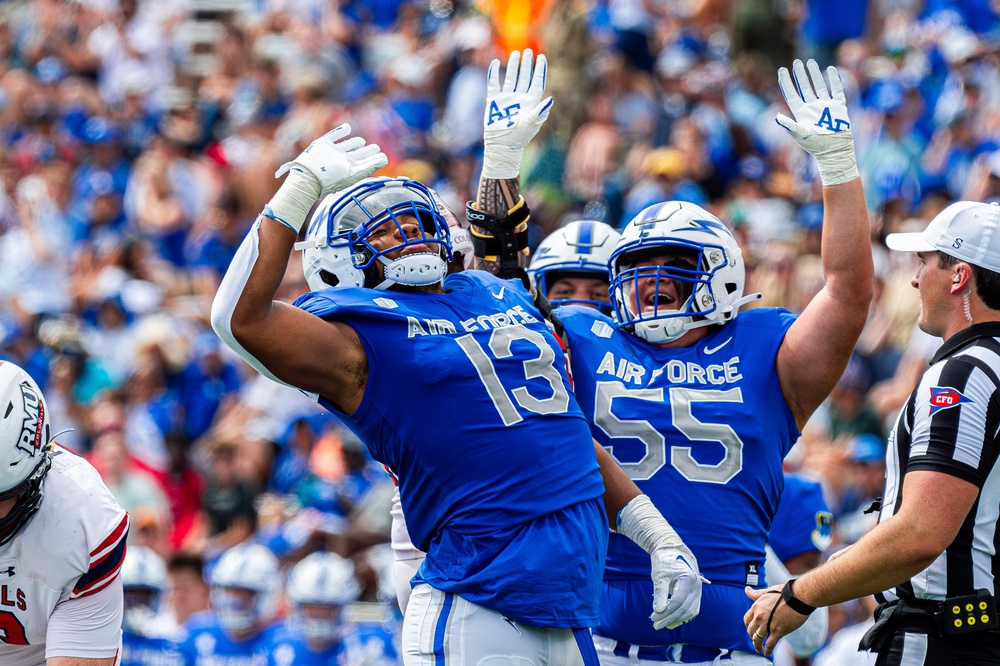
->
<box><xmin>886</xmin><ymin>200</ymin><xmax>1000</xmax><ymax>272</ymax></box>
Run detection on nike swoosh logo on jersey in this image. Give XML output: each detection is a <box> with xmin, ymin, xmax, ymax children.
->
<box><xmin>491</xmin><ymin>286</ymin><xmax>506</xmax><ymax>300</ymax></box>
<box><xmin>703</xmin><ymin>337</ymin><xmax>733</xmax><ymax>355</ymax></box>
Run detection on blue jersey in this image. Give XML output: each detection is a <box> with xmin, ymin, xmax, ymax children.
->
<box><xmin>177</xmin><ymin>612</ymin><xmax>280</xmax><ymax>666</ymax></box>
<box><xmin>560</xmin><ymin>306</ymin><xmax>799</xmax><ymax>651</ymax></box>
<box><xmin>294</xmin><ymin>272</ymin><xmax>607</xmax><ymax>628</ymax></box>
<box><xmin>770</xmin><ymin>473</ymin><xmax>833</xmax><ymax>563</ymax></box>
<box><xmin>338</xmin><ymin>623</ymin><xmax>399</xmax><ymax>665</ymax></box>
<box><xmin>122</xmin><ymin>632</ymin><xmax>183</xmax><ymax>666</ymax></box>
<box><xmin>266</xmin><ymin>621</ymin><xmax>398</xmax><ymax>666</ymax></box>
<box><xmin>266</xmin><ymin>624</ymin><xmax>339</xmax><ymax>666</ymax></box>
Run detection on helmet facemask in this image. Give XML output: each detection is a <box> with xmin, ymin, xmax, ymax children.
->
<box><xmin>609</xmin><ymin>201</ymin><xmax>761</xmax><ymax>344</ymax></box>
<box><xmin>298</xmin><ymin>178</ymin><xmax>453</xmax><ymax>292</ymax></box>
<box><xmin>0</xmin><ymin>452</ymin><xmax>51</xmax><ymax>546</ymax></box>
<box><xmin>212</xmin><ymin>587</ymin><xmax>262</xmax><ymax>634</ymax></box>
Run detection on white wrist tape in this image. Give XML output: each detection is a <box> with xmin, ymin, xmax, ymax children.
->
<box><xmin>811</xmin><ymin>132</ymin><xmax>859</xmax><ymax>186</ymax></box>
<box><xmin>265</xmin><ymin>169</ymin><xmax>322</xmax><ymax>233</ymax></box>
<box><xmin>210</xmin><ymin>217</ymin><xmax>295</xmax><ymax>388</ymax></box>
<box><xmin>617</xmin><ymin>495</ymin><xmax>684</xmax><ymax>554</ymax></box>
<box><xmin>481</xmin><ymin>144</ymin><xmax>523</xmax><ymax>180</ymax></box>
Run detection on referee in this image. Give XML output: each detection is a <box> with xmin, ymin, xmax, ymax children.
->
<box><xmin>744</xmin><ymin>200</ymin><xmax>1000</xmax><ymax>665</ymax></box>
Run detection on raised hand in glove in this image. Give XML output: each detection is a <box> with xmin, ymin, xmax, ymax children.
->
<box><xmin>776</xmin><ymin>59</ymin><xmax>858</xmax><ymax>186</ymax></box>
<box><xmin>267</xmin><ymin>124</ymin><xmax>388</xmax><ymax>233</ymax></box>
<box><xmin>482</xmin><ymin>49</ymin><xmax>553</xmax><ymax>179</ymax></box>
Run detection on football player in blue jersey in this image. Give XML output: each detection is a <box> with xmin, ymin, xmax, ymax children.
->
<box><xmin>528</xmin><ymin>220</ymin><xmax>622</xmax><ymax>315</ymax></box>
<box><xmin>268</xmin><ymin>552</ymin><xmax>398</xmax><ymax>666</ymax></box>
<box><xmin>121</xmin><ymin>546</ymin><xmax>184</xmax><ymax>666</ymax></box>
<box><xmin>471</xmin><ymin>58</ymin><xmax>872</xmax><ymax>664</ymax></box>
<box><xmin>176</xmin><ymin>543</ymin><xmax>282</xmax><ymax>666</ymax></box>
<box><xmin>384</xmin><ymin>217</ymin><xmax>622</xmax><ymax>616</ymax></box>
<box><xmin>767</xmin><ymin>473</ymin><xmax>834</xmax><ymax>664</ymax></box>
<box><xmin>211</xmin><ymin>49</ymin><xmax>704</xmax><ymax>664</ymax></box>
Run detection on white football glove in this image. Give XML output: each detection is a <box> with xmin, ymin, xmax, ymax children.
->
<box><xmin>482</xmin><ymin>49</ymin><xmax>553</xmax><ymax>179</ymax></box>
<box><xmin>776</xmin><ymin>59</ymin><xmax>858</xmax><ymax>186</ymax></box>
<box><xmin>617</xmin><ymin>495</ymin><xmax>707</xmax><ymax>630</ymax></box>
<box><xmin>650</xmin><ymin>545</ymin><xmax>705</xmax><ymax>630</ymax></box>
<box><xmin>267</xmin><ymin>124</ymin><xmax>388</xmax><ymax>233</ymax></box>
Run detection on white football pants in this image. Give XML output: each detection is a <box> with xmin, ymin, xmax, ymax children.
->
<box><xmin>402</xmin><ymin>584</ymin><xmax>597</xmax><ymax>665</ymax></box>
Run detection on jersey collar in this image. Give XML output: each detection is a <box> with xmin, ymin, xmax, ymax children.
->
<box><xmin>929</xmin><ymin>322</ymin><xmax>1000</xmax><ymax>365</ymax></box>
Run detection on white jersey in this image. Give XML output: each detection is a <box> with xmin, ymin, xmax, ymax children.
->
<box><xmin>0</xmin><ymin>444</ymin><xmax>129</xmax><ymax>666</ymax></box>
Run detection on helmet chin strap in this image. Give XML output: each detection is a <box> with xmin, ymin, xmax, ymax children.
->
<box><xmin>633</xmin><ymin>291</ymin><xmax>763</xmax><ymax>342</ymax></box>
<box><xmin>678</xmin><ymin>292</ymin><xmax>763</xmax><ymax>332</ymax></box>
<box><xmin>374</xmin><ymin>252</ymin><xmax>447</xmax><ymax>290</ymax></box>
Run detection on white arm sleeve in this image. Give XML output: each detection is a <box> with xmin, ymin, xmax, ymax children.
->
<box><xmin>210</xmin><ymin>217</ymin><xmax>295</xmax><ymax>388</ymax></box>
<box><xmin>45</xmin><ymin>573</ymin><xmax>123</xmax><ymax>661</ymax></box>
<box><xmin>764</xmin><ymin>545</ymin><xmax>829</xmax><ymax>657</ymax></box>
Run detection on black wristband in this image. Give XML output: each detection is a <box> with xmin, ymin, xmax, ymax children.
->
<box><xmin>467</xmin><ymin>198</ymin><xmax>530</xmax><ymax>284</ymax></box>
<box><xmin>781</xmin><ymin>579</ymin><xmax>817</xmax><ymax>616</ymax></box>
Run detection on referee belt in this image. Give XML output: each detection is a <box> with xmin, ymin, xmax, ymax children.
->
<box><xmin>611</xmin><ymin>640</ymin><xmax>733</xmax><ymax>662</ymax></box>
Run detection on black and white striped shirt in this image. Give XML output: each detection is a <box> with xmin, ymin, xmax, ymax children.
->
<box><xmin>880</xmin><ymin>322</ymin><xmax>1000</xmax><ymax>601</ymax></box>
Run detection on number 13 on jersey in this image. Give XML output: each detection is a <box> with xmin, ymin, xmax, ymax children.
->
<box><xmin>455</xmin><ymin>325</ymin><xmax>571</xmax><ymax>426</ymax></box>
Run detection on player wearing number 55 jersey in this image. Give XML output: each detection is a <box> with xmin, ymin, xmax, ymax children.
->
<box><xmin>473</xmin><ymin>59</ymin><xmax>873</xmax><ymax>664</ymax></box>
<box><xmin>0</xmin><ymin>360</ymin><xmax>129</xmax><ymax>666</ymax></box>
<box><xmin>211</xmin><ymin>116</ymin><xmax>701</xmax><ymax>663</ymax></box>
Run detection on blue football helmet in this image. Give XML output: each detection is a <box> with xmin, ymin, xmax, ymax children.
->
<box><xmin>610</xmin><ymin>201</ymin><xmax>758</xmax><ymax>343</ymax></box>
<box><xmin>528</xmin><ymin>220</ymin><xmax>620</xmax><ymax>314</ymax></box>
<box><xmin>297</xmin><ymin>177</ymin><xmax>454</xmax><ymax>291</ymax></box>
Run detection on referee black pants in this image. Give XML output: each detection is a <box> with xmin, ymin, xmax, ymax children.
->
<box><xmin>874</xmin><ymin>630</ymin><xmax>1000</xmax><ymax>665</ymax></box>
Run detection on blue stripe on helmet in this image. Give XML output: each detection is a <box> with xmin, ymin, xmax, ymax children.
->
<box><xmin>577</xmin><ymin>221</ymin><xmax>594</xmax><ymax>254</ymax></box>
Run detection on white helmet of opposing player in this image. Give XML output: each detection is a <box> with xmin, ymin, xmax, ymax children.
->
<box><xmin>0</xmin><ymin>361</ymin><xmax>53</xmax><ymax>546</ymax></box>
<box><xmin>286</xmin><ymin>552</ymin><xmax>360</xmax><ymax>642</ymax></box>
<box><xmin>209</xmin><ymin>543</ymin><xmax>281</xmax><ymax>634</ymax></box>
<box><xmin>121</xmin><ymin>545</ymin><xmax>168</xmax><ymax>635</ymax></box>
<box><xmin>528</xmin><ymin>220</ymin><xmax>620</xmax><ymax>313</ymax></box>
<box><xmin>610</xmin><ymin>201</ymin><xmax>757</xmax><ymax>343</ymax></box>
<box><xmin>297</xmin><ymin>177</ymin><xmax>454</xmax><ymax>291</ymax></box>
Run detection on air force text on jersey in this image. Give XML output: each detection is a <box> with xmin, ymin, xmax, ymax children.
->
<box><xmin>597</xmin><ymin>351</ymin><xmax>743</xmax><ymax>386</ymax></box>
<box><xmin>404</xmin><ymin>303</ymin><xmax>541</xmax><ymax>337</ymax></box>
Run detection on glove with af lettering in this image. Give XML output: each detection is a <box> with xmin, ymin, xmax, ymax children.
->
<box><xmin>482</xmin><ymin>49</ymin><xmax>553</xmax><ymax>179</ymax></box>
<box><xmin>776</xmin><ymin>59</ymin><xmax>858</xmax><ymax>186</ymax></box>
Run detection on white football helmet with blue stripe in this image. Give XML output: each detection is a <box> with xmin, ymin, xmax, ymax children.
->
<box><xmin>610</xmin><ymin>201</ymin><xmax>757</xmax><ymax>343</ymax></box>
<box><xmin>121</xmin><ymin>545</ymin><xmax>167</xmax><ymax>635</ymax></box>
<box><xmin>528</xmin><ymin>220</ymin><xmax>620</xmax><ymax>313</ymax></box>
<box><xmin>297</xmin><ymin>177</ymin><xmax>455</xmax><ymax>292</ymax></box>
<box><xmin>209</xmin><ymin>543</ymin><xmax>281</xmax><ymax>634</ymax></box>
<box><xmin>286</xmin><ymin>552</ymin><xmax>360</xmax><ymax>642</ymax></box>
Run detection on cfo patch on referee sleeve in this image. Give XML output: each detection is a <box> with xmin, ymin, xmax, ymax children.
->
<box><xmin>928</xmin><ymin>387</ymin><xmax>973</xmax><ymax>416</ymax></box>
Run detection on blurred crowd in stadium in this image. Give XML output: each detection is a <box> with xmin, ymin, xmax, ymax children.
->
<box><xmin>1</xmin><ymin>0</ymin><xmax>998</xmax><ymax>662</ymax></box>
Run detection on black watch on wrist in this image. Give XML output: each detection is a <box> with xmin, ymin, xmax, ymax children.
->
<box><xmin>781</xmin><ymin>579</ymin><xmax>817</xmax><ymax>616</ymax></box>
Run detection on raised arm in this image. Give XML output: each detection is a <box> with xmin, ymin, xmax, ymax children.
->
<box><xmin>210</xmin><ymin>126</ymin><xmax>387</xmax><ymax>413</ymax></box>
<box><xmin>771</xmin><ymin>60</ymin><xmax>874</xmax><ymax>429</ymax></box>
<box><xmin>469</xmin><ymin>50</ymin><xmax>550</xmax><ymax>278</ymax></box>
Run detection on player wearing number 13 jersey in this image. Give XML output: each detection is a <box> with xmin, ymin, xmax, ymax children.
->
<box><xmin>295</xmin><ymin>268</ymin><xmax>607</xmax><ymax>624</ymax></box>
<box><xmin>553</xmin><ymin>196</ymin><xmax>873</xmax><ymax>663</ymax></box>
<box><xmin>0</xmin><ymin>360</ymin><xmax>128</xmax><ymax>666</ymax></box>
<box><xmin>212</xmin><ymin>131</ymin><xmax>700</xmax><ymax>665</ymax></box>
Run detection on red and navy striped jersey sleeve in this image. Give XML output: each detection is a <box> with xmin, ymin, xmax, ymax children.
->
<box><xmin>70</xmin><ymin>511</ymin><xmax>129</xmax><ymax>599</ymax></box>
